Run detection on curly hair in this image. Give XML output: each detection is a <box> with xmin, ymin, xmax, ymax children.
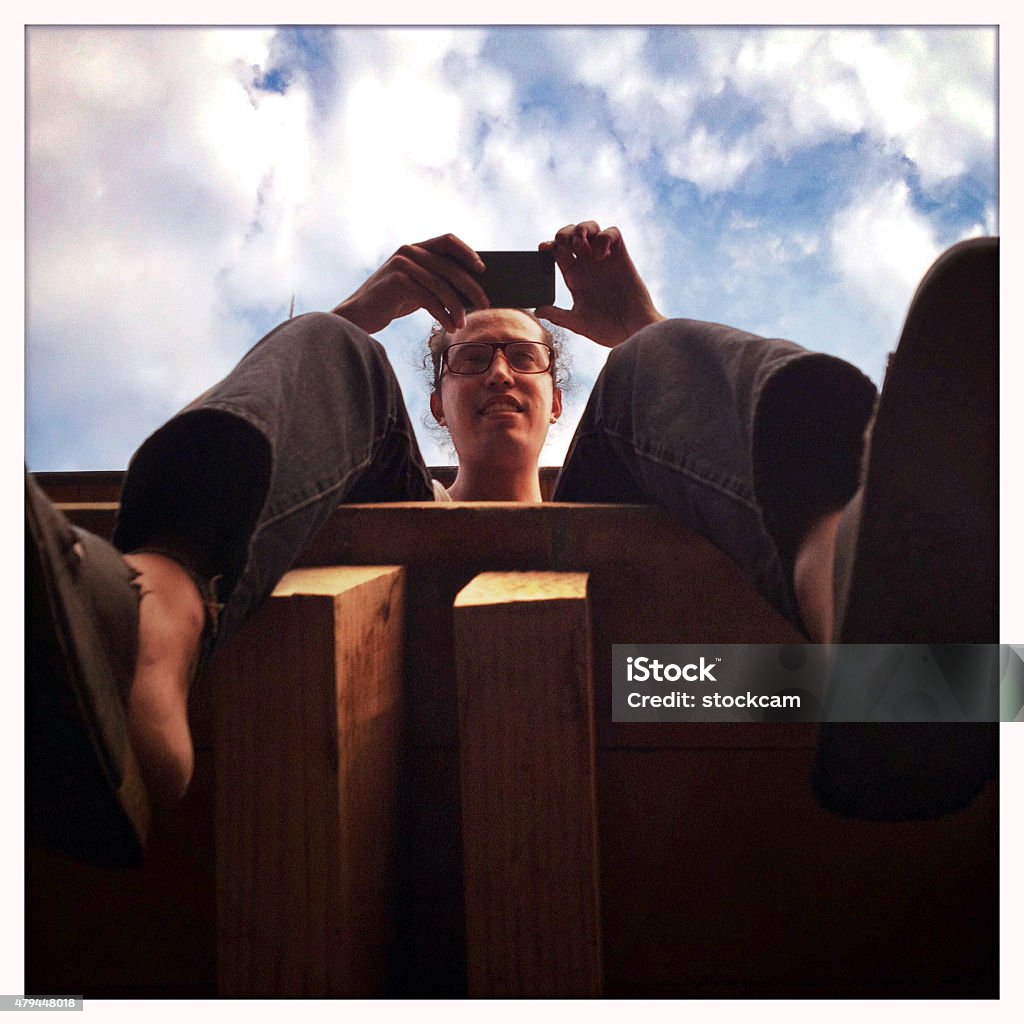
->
<box><xmin>426</xmin><ymin>310</ymin><xmax>568</xmax><ymax>393</ymax></box>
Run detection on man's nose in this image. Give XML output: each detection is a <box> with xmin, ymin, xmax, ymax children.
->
<box><xmin>484</xmin><ymin>349</ymin><xmax>515</xmax><ymax>386</ymax></box>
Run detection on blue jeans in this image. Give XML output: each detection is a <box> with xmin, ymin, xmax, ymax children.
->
<box><xmin>114</xmin><ymin>312</ymin><xmax>877</xmax><ymax>650</ymax></box>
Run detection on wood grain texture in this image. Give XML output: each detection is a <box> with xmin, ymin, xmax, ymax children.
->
<box><xmin>35</xmin><ymin>492</ymin><xmax>996</xmax><ymax>998</ymax></box>
<box><xmin>455</xmin><ymin>571</ymin><xmax>602</xmax><ymax>997</ymax></box>
<box><xmin>210</xmin><ymin>565</ymin><xmax>405</xmax><ymax>997</ymax></box>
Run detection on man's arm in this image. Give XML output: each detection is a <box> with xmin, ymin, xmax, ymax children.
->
<box><xmin>332</xmin><ymin>233</ymin><xmax>490</xmax><ymax>334</ymax></box>
<box><xmin>536</xmin><ymin>221</ymin><xmax>664</xmax><ymax>347</ymax></box>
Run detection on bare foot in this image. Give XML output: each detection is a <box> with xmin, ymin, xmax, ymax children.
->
<box><xmin>123</xmin><ymin>553</ymin><xmax>206</xmax><ymax>807</ymax></box>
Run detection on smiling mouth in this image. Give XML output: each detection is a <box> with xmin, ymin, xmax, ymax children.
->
<box><xmin>479</xmin><ymin>400</ymin><xmax>524</xmax><ymax>416</ymax></box>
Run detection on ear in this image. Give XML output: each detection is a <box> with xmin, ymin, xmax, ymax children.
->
<box><xmin>430</xmin><ymin>391</ymin><xmax>446</xmax><ymax>426</ymax></box>
<box><xmin>550</xmin><ymin>387</ymin><xmax>563</xmax><ymax>423</ymax></box>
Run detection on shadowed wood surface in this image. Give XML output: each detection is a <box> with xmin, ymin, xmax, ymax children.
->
<box><xmin>210</xmin><ymin>566</ymin><xmax>405</xmax><ymax>997</ymax></box>
<box><xmin>29</xmin><ymin>482</ymin><xmax>998</xmax><ymax>998</ymax></box>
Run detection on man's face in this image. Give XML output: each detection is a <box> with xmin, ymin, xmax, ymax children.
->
<box><xmin>429</xmin><ymin>309</ymin><xmax>562</xmax><ymax>472</ymax></box>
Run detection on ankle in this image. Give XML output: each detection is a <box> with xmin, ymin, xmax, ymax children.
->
<box><xmin>793</xmin><ymin>509</ymin><xmax>843</xmax><ymax>643</ymax></box>
<box><xmin>122</xmin><ymin>552</ymin><xmax>206</xmax><ymax>806</ymax></box>
<box><xmin>124</xmin><ymin>552</ymin><xmax>207</xmax><ymax>646</ymax></box>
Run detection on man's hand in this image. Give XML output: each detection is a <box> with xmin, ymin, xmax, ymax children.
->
<box><xmin>332</xmin><ymin>234</ymin><xmax>490</xmax><ymax>334</ymax></box>
<box><xmin>536</xmin><ymin>221</ymin><xmax>664</xmax><ymax>347</ymax></box>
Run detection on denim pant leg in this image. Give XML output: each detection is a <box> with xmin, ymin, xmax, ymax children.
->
<box><xmin>113</xmin><ymin>312</ymin><xmax>433</xmax><ymax>651</ymax></box>
<box><xmin>554</xmin><ymin>318</ymin><xmax>877</xmax><ymax>629</ymax></box>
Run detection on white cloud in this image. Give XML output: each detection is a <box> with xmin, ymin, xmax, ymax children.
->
<box><xmin>27</xmin><ymin>26</ymin><xmax>315</xmax><ymax>449</ymax></box>
<box><xmin>25</xmin><ymin>25</ymin><xmax>996</xmax><ymax>472</ymax></box>
<box><xmin>829</xmin><ymin>179</ymin><xmax>943</xmax><ymax>324</ymax></box>
<box><xmin>664</xmin><ymin>125</ymin><xmax>758</xmax><ymax>192</ymax></box>
<box><xmin>565</xmin><ymin>27</ymin><xmax>995</xmax><ymax>197</ymax></box>
<box><xmin>826</xmin><ymin>29</ymin><xmax>996</xmax><ymax>191</ymax></box>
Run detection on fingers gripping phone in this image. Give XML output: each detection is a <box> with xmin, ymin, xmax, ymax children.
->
<box><xmin>473</xmin><ymin>251</ymin><xmax>555</xmax><ymax>309</ymax></box>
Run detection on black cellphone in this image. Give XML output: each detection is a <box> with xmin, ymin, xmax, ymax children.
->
<box><xmin>473</xmin><ymin>250</ymin><xmax>555</xmax><ymax>309</ymax></box>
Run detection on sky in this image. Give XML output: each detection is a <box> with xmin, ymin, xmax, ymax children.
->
<box><xmin>25</xmin><ymin>23</ymin><xmax>998</xmax><ymax>471</ymax></box>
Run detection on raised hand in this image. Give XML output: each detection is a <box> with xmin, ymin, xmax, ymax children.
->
<box><xmin>536</xmin><ymin>221</ymin><xmax>664</xmax><ymax>347</ymax></box>
<box><xmin>332</xmin><ymin>234</ymin><xmax>490</xmax><ymax>334</ymax></box>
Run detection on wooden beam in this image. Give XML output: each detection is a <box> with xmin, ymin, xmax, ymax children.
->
<box><xmin>454</xmin><ymin>571</ymin><xmax>602</xmax><ymax>997</ymax></box>
<box><xmin>210</xmin><ymin>565</ymin><xmax>405</xmax><ymax>997</ymax></box>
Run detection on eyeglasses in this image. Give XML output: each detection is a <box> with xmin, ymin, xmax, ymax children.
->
<box><xmin>442</xmin><ymin>341</ymin><xmax>554</xmax><ymax>376</ymax></box>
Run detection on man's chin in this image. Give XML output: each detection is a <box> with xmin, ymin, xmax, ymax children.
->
<box><xmin>474</xmin><ymin>435</ymin><xmax>544</xmax><ymax>465</ymax></box>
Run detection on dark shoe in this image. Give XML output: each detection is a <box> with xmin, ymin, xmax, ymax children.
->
<box><xmin>813</xmin><ymin>237</ymin><xmax>999</xmax><ymax>820</ymax></box>
<box><xmin>26</xmin><ymin>473</ymin><xmax>150</xmax><ymax>866</ymax></box>
<box><xmin>835</xmin><ymin>236</ymin><xmax>998</xmax><ymax>643</ymax></box>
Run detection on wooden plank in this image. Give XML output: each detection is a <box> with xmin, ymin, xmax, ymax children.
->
<box><xmin>33</xmin><ymin>470</ymin><xmax>126</xmax><ymax>504</ymax></box>
<box><xmin>25</xmin><ymin>750</ymin><xmax>216</xmax><ymax>997</ymax></box>
<box><xmin>292</xmin><ymin>502</ymin><xmax>803</xmax><ymax>994</ymax></box>
<box><xmin>32</xmin><ymin>468</ymin><xmax>559</xmax><ymax>504</ymax></box>
<box><xmin>45</xmin><ymin>494</ymin><xmax>811</xmax><ymax>998</ymax></box>
<box><xmin>454</xmin><ymin>571</ymin><xmax>602</xmax><ymax>997</ymax></box>
<box><xmin>296</xmin><ymin>503</ymin><xmax>803</xmax><ymax>748</ymax></box>
<box><xmin>210</xmin><ymin>565</ymin><xmax>405</xmax><ymax>997</ymax></box>
<box><xmin>51</xmin><ymin>501</ymin><xmax>119</xmax><ymax>539</ymax></box>
<box><xmin>597</xmin><ymin>747</ymin><xmax>998</xmax><ymax>997</ymax></box>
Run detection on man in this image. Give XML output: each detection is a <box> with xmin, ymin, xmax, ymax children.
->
<box><xmin>26</xmin><ymin>221</ymin><xmax>998</xmax><ymax>864</ymax></box>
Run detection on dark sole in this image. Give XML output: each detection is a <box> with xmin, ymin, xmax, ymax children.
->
<box><xmin>25</xmin><ymin>474</ymin><xmax>149</xmax><ymax>866</ymax></box>
<box><xmin>814</xmin><ymin>237</ymin><xmax>999</xmax><ymax>821</ymax></box>
<box><xmin>837</xmin><ymin>236</ymin><xmax>998</xmax><ymax>643</ymax></box>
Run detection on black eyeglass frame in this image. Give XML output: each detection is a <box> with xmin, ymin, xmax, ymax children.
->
<box><xmin>440</xmin><ymin>341</ymin><xmax>556</xmax><ymax>377</ymax></box>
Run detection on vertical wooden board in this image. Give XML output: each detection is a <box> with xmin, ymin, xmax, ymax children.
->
<box><xmin>331</xmin><ymin>568</ymin><xmax>406</xmax><ymax>991</ymax></box>
<box><xmin>454</xmin><ymin>571</ymin><xmax>601</xmax><ymax>997</ymax></box>
<box><xmin>211</xmin><ymin>565</ymin><xmax>404</xmax><ymax>997</ymax></box>
<box><xmin>214</xmin><ymin>590</ymin><xmax>340</xmax><ymax>995</ymax></box>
